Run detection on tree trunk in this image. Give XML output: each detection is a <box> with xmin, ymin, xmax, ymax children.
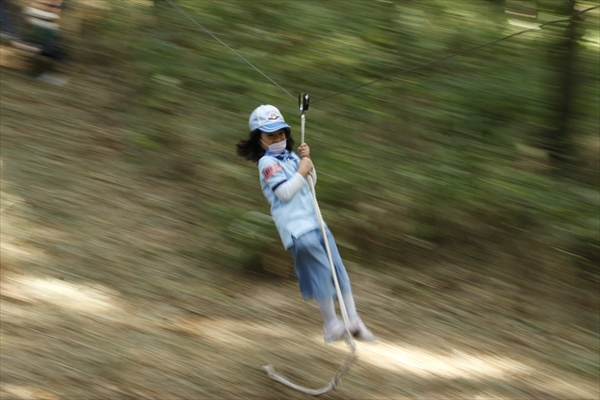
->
<box><xmin>544</xmin><ymin>0</ymin><xmax>581</xmax><ymax>167</ymax></box>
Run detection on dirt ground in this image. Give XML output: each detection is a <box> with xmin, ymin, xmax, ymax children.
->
<box><xmin>1</xmin><ymin>43</ymin><xmax>599</xmax><ymax>399</ymax></box>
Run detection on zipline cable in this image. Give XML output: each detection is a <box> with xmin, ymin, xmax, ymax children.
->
<box><xmin>164</xmin><ymin>0</ymin><xmax>295</xmax><ymax>100</ymax></box>
<box><xmin>310</xmin><ymin>5</ymin><xmax>600</xmax><ymax>105</ymax></box>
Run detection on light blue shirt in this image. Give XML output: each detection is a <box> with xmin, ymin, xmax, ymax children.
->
<box><xmin>258</xmin><ymin>150</ymin><xmax>320</xmax><ymax>249</ymax></box>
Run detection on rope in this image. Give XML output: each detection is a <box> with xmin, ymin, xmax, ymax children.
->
<box><xmin>261</xmin><ymin>352</ymin><xmax>357</xmax><ymax>396</ymax></box>
<box><xmin>302</xmin><ymin>113</ymin><xmax>355</xmax><ymax>347</ymax></box>
<box><xmin>261</xmin><ymin>107</ymin><xmax>357</xmax><ymax>396</ymax></box>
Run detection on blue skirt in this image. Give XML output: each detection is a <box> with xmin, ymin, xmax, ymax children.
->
<box><xmin>289</xmin><ymin>228</ymin><xmax>351</xmax><ymax>301</ymax></box>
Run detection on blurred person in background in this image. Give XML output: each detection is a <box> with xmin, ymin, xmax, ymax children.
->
<box><xmin>236</xmin><ymin>105</ymin><xmax>375</xmax><ymax>344</ymax></box>
<box><xmin>11</xmin><ymin>0</ymin><xmax>68</xmax><ymax>85</ymax></box>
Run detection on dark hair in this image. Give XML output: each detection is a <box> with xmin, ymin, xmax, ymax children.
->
<box><xmin>236</xmin><ymin>128</ymin><xmax>295</xmax><ymax>163</ymax></box>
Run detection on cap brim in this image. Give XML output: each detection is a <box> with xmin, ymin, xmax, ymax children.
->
<box><xmin>261</xmin><ymin>121</ymin><xmax>291</xmax><ymax>134</ymax></box>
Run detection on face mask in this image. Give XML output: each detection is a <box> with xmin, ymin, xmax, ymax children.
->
<box><xmin>262</xmin><ymin>139</ymin><xmax>287</xmax><ymax>154</ymax></box>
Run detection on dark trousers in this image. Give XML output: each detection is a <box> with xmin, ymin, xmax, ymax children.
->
<box><xmin>0</xmin><ymin>0</ymin><xmax>15</xmax><ymax>34</ymax></box>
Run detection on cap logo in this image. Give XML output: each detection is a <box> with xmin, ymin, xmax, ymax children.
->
<box><xmin>268</xmin><ymin>113</ymin><xmax>279</xmax><ymax>121</ymax></box>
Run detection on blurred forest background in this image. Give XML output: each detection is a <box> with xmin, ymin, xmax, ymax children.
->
<box><xmin>102</xmin><ymin>0</ymin><xmax>599</xmax><ymax>310</ymax></box>
<box><xmin>97</xmin><ymin>0</ymin><xmax>600</xmax><ymax>275</ymax></box>
<box><xmin>1</xmin><ymin>0</ymin><xmax>599</xmax><ymax>398</ymax></box>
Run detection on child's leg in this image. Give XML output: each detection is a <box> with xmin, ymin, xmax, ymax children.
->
<box><xmin>35</xmin><ymin>40</ymin><xmax>68</xmax><ymax>85</ymax></box>
<box><xmin>316</xmin><ymin>297</ymin><xmax>338</xmax><ymax>327</ymax></box>
<box><xmin>341</xmin><ymin>291</ymin><xmax>375</xmax><ymax>341</ymax></box>
<box><xmin>323</xmin><ymin>227</ymin><xmax>375</xmax><ymax>342</ymax></box>
<box><xmin>317</xmin><ymin>296</ymin><xmax>345</xmax><ymax>344</ymax></box>
<box><xmin>341</xmin><ymin>291</ymin><xmax>358</xmax><ymax>321</ymax></box>
<box><xmin>290</xmin><ymin>229</ymin><xmax>371</xmax><ymax>343</ymax></box>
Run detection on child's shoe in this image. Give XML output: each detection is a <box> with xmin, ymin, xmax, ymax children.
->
<box><xmin>350</xmin><ymin>318</ymin><xmax>375</xmax><ymax>342</ymax></box>
<box><xmin>323</xmin><ymin>318</ymin><xmax>346</xmax><ymax>344</ymax></box>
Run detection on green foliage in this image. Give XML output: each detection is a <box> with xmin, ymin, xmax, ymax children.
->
<box><xmin>94</xmin><ymin>0</ymin><xmax>598</xmax><ymax>274</ymax></box>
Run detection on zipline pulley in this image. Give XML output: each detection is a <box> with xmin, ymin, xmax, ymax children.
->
<box><xmin>299</xmin><ymin>93</ymin><xmax>310</xmax><ymax>112</ymax></box>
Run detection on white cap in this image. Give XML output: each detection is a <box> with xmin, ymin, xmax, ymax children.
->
<box><xmin>248</xmin><ymin>105</ymin><xmax>291</xmax><ymax>133</ymax></box>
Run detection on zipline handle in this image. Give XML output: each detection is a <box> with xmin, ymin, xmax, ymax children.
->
<box><xmin>299</xmin><ymin>93</ymin><xmax>309</xmax><ymax>144</ymax></box>
<box><xmin>299</xmin><ymin>93</ymin><xmax>310</xmax><ymax>112</ymax></box>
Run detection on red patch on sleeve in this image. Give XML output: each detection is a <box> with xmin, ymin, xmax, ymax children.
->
<box><xmin>263</xmin><ymin>162</ymin><xmax>283</xmax><ymax>181</ymax></box>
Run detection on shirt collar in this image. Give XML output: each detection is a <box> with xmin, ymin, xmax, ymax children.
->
<box><xmin>265</xmin><ymin>149</ymin><xmax>295</xmax><ymax>161</ymax></box>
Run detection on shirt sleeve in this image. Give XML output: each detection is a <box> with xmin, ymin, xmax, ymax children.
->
<box><xmin>258</xmin><ymin>156</ymin><xmax>288</xmax><ymax>191</ymax></box>
<box><xmin>274</xmin><ymin>172</ymin><xmax>306</xmax><ymax>202</ymax></box>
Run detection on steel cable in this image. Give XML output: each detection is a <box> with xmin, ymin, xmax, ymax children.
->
<box><xmin>310</xmin><ymin>5</ymin><xmax>599</xmax><ymax>105</ymax></box>
<box><xmin>165</xmin><ymin>0</ymin><xmax>295</xmax><ymax>100</ymax></box>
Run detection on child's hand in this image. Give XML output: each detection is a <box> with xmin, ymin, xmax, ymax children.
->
<box><xmin>298</xmin><ymin>143</ymin><xmax>310</xmax><ymax>159</ymax></box>
<box><xmin>298</xmin><ymin>157</ymin><xmax>314</xmax><ymax>177</ymax></box>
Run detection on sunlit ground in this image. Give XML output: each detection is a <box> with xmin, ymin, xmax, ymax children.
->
<box><xmin>3</xmin><ymin>275</ymin><xmax>118</xmax><ymax>312</ymax></box>
<box><xmin>2</xmin><ymin>261</ymin><xmax>598</xmax><ymax>399</ymax></box>
<box><xmin>358</xmin><ymin>343</ymin><xmax>531</xmax><ymax>379</ymax></box>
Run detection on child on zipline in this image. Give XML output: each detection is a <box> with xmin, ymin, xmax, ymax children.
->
<box><xmin>236</xmin><ymin>104</ymin><xmax>374</xmax><ymax>344</ymax></box>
